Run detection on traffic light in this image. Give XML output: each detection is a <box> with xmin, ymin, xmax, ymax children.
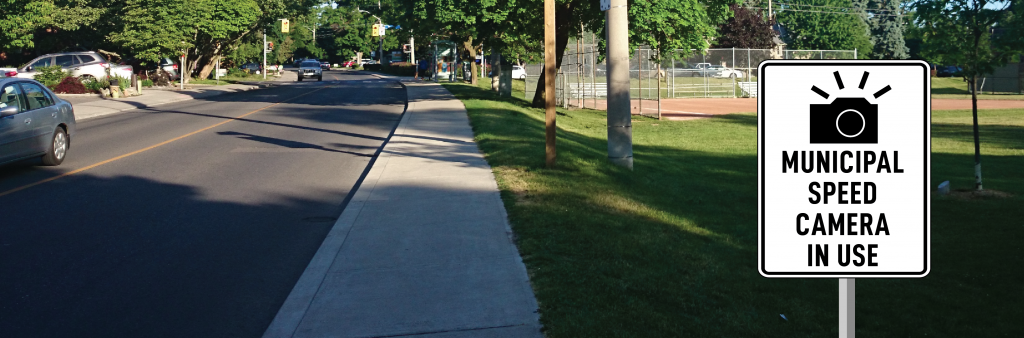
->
<box><xmin>269</xmin><ymin>42</ymin><xmax>274</xmax><ymax>50</ymax></box>
<box><xmin>281</xmin><ymin>19</ymin><xmax>290</xmax><ymax>33</ymax></box>
<box><xmin>371</xmin><ymin>24</ymin><xmax>380</xmax><ymax>37</ymax></box>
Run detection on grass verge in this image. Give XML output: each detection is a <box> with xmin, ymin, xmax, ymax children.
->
<box><xmin>442</xmin><ymin>81</ymin><xmax>1023</xmax><ymax>337</ymax></box>
<box><xmin>931</xmin><ymin>77</ymin><xmax>1024</xmax><ymax>100</ymax></box>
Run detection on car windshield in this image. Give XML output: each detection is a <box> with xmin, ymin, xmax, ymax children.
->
<box><xmin>301</xmin><ymin>62</ymin><xmax>319</xmax><ymax>67</ymax></box>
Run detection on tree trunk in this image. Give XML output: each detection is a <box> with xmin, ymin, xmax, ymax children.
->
<box><xmin>462</xmin><ymin>37</ymin><xmax>478</xmax><ymax>85</ymax></box>
<box><xmin>971</xmin><ymin>75</ymin><xmax>982</xmax><ymax>190</ymax></box>
<box><xmin>530</xmin><ymin>3</ymin><xmax>575</xmax><ymax>108</ymax></box>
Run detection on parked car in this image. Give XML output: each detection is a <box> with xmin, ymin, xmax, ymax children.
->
<box><xmin>936</xmin><ymin>65</ymin><xmax>963</xmax><ymax>77</ymax></box>
<box><xmin>511</xmin><ymin>65</ymin><xmax>527</xmax><ymax>80</ymax></box>
<box><xmin>297</xmin><ymin>61</ymin><xmax>323</xmax><ymax>81</ymax></box>
<box><xmin>0</xmin><ymin>78</ymin><xmax>76</xmax><ymax>167</ymax></box>
<box><xmin>342</xmin><ymin>61</ymin><xmax>355</xmax><ymax>67</ymax></box>
<box><xmin>487</xmin><ymin>65</ymin><xmax>529</xmax><ymax>79</ymax></box>
<box><xmin>320</xmin><ymin>62</ymin><xmax>331</xmax><ymax>70</ymax></box>
<box><xmin>240</xmin><ymin>63</ymin><xmax>262</xmax><ymax>74</ymax></box>
<box><xmin>119</xmin><ymin>57</ymin><xmax>179</xmax><ymax>80</ymax></box>
<box><xmin>688</xmin><ymin>63</ymin><xmax>743</xmax><ymax>78</ymax></box>
<box><xmin>360</xmin><ymin>59</ymin><xmax>374</xmax><ymax>66</ymax></box>
<box><xmin>16</xmin><ymin>51</ymin><xmax>132</xmax><ymax>82</ymax></box>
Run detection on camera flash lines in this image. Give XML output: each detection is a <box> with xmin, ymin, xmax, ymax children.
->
<box><xmin>811</xmin><ymin>71</ymin><xmax>892</xmax><ymax>100</ymax></box>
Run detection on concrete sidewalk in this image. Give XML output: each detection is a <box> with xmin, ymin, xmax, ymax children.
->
<box><xmin>263</xmin><ymin>79</ymin><xmax>543</xmax><ymax>338</ymax></box>
<box><xmin>61</xmin><ymin>73</ymin><xmax>292</xmax><ymax>121</ymax></box>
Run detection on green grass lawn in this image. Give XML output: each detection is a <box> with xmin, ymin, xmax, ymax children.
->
<box><xmin>442</xmin><ymin>81</ymin><xmax>1023</xmax><ymax>337</ymax></box>
<box><xmin>930</xmin><ymin>77</ymin><xmax>1024</xmax><ymax>100</ymax></box>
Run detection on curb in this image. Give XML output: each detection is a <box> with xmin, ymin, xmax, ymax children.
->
<box><xmin>261</xmin><ymin>77</ymin><xmax>410</xmax><ymax>338</ymax></box>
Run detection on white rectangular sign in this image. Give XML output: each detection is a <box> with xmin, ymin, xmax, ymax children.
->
<box><xmin>758</xmin><ymin>60</ymin><xmax>930</xmax><ymax>278</ymax></box>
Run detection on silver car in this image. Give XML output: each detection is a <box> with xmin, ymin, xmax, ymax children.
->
<box><xmin>298</xmin><ymin>61</ymin><xmax>322</xmax><ymax>81</ymax></box>
<box><xmin>0</xmin><ymin>78</ymin><xmax>76</xmax><ymax>166</ymax></box>
<box><xmin>17</xmin><ymin>51</ymin><xmax>133</xmax><ymax>82</ymax></box>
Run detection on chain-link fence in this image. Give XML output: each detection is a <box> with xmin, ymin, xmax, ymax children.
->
<box><xmin>976</xmin><ymin>62</ymin><xmax>1023</xmax><ymax>94</ymax></box>
<box><xmin>524</xmin><ymin>42</ymin><xmax>857</xmax><ymax>118</ymax></box>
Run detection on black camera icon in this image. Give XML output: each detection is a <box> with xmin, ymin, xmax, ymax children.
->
<box><xmin>809</xmin><ymin>97</ymin><xmax>878</xmax><ymax>144</ymax></box>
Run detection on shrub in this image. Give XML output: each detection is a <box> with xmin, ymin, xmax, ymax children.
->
<box><xmin>227</xmin><ymin>68</ymin><xmax>249</xmax><ymax>78</ymax></box>
<box><xmin>381</xmin><ymin>64</ymin><xmax>416</xmax><ymax>77</ymax></box>
<box><xmin>52</xmin><ymin>76</ymin><xmax>90</xmax><ymax>94</ymax></box>
<box><xmin>33</xmin><ymin>65</ymin><xmax>69</xmax><ymax>87</ymax></box>
<box><xmin>142</xmin><ymin>79</ymin><xmax>154</xmax><ymax>87</ymax></box>
<box><xmin>111</xmin><ymin>75</ymin><xmax>131</xmax><ymax>90</ymax></box>
<box><xmin>84</xmin><ymin>78</ymin><xmax>110</xmax><ymax>93</ymax></box>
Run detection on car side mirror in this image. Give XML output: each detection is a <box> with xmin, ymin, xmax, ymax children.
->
<box><xmin>0</xmin><ymin>105</ymin><xmax>18</xmax><ymax>117</ymax></box>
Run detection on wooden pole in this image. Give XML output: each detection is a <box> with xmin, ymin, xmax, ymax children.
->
<box><xmin>545</xmin><ymin>0</ymin><xmax>556</xmax><ymax>168</ymax></box>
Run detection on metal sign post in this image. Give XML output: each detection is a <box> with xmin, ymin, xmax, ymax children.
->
<box><xmin>840</xmin><ymin>278</ymin><xmax>854</xmax><ymax>338</ymax></box>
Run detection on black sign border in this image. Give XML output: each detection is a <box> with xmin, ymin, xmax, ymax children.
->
<box><xmin>758</xmin><ymin>61</ymin><xmax>930</xmax><ymax>277</ymax></box>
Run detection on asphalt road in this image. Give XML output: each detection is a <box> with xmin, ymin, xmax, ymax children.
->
<box><xmin>0</xmin><ymin>71</ymin><xmax>406</xmax><ymax>337</ymax></box>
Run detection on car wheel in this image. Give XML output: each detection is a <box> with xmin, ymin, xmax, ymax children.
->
<box><xmin>79</xmin><ymin>74</ymin><xmax>97</xmax><ymax>83</ymax></box>
<box><xmin>519</xmin><ymin>75</ymin><xmax>526</xmax><ymax>80</ymax></box>
<box><xmin>318</xmin><ymin>76</ymin><xmax>322</xmax><ymax>81</ymax></box>
<box><xmin>298</xmin><ymin>76</ymin><xmax>303</xmax><ymax>82</ymax></box>
<box><xmin>41</xmin><ymin>127</ymin><xmax>68</xmax><ymax>166</ymax></box>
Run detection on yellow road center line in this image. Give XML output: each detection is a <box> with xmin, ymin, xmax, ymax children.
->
<box><xmin>0</xmin><ymin>86</ymin><xmax>328</xmax><ymax>198</ymax></box>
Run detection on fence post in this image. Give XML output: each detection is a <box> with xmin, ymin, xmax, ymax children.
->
<box><xmin>733</xmin><ymin>47</ymin><xmax>737</xmax><ymax>98</ymax></box>
<box><xmin>854</xmin><ymin>48</ymin><xmax>858</xmax><ymax>59</ymax></box>
<box><xmin>747</xmin><ymin>48</ymin><xmax>751</xmax><ymax>82</ymax></box>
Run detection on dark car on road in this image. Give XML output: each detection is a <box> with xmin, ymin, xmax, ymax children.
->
<box><xmin>298</xmin><ymin>61</ymin><xmax>323</xmax><ymax>81</ymax></box>
<box><xmin>0</xmin><ymin>78</ymin><xmax>76</xmax><ymax>167</ymax></box>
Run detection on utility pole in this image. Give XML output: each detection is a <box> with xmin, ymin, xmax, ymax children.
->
<box><xmin>768</xmin><ymin>0</ymin><xmax>773</xmax><ymax>21</ymax></box>
<box><xmin>544</xmin><ymin>0</ymin><xmax>556</xmax><ymax>168</ymax></box>
<box><xmin>605</xmin><ymin>0</ymin><xmax>633</xmax><ymax>169</ymax></box>
<box><xmin>410</xmin><ymin>35</ymin><xmax>416</xmax><ymax>76</ymax></box>
<box><xmin>263</xmin><ymin>30</ymin><xmax>267</xmax><ymax>80</ymax></box>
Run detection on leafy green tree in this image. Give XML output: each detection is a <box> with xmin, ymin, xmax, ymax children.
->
<box><xmin>777</xmin><ymin>0</ymin><xmax>873</xmax><ymax>56</ymax></box>
<box><xmin>0</xmin><ymin>1</ymin><xmax>54</xmax><ymax>51</ymax></box>
<box><xmin>109</xmin><ymin>0</ymin><xmax>262</xmax><ymax>81</ymax></box>
<box><xmin>868</xmin><ymin>0</ymin><xmax>910</xmax><ymax>59</ymax></box>
<box><xmin>1</xmin><ymin>0</ymin><xmax>104</xmax><ymax>65</ymax></box>
<box><xmin>913</xmin><ymin>0</ymin><xmax>1022</xmax><ymax>190</ymax></box>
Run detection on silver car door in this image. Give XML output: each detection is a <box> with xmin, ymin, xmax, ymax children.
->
<box><xmin>0</xmin><ymin>83</ymin><xmax>34</xmax><ymax>161</ymax></box>
<box><xmin>18</xmin><ymin>82</ymin><xmax>58</xmax><ymax>153</ymax></box>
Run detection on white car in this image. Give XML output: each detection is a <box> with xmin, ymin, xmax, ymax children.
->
<box><xmin>511</xmin><ymin>65</ymin><xmax>527</xmax><ymax>80</ymax></box>
<box><xmin>16</xmin><ymin>52</ymin><xmax>132</xmax><ymax>82</ymax></box>
<box><xmin>691</xmin><ymin>63</ymin><xmax>743</xmax><ymax>78</ymax></box>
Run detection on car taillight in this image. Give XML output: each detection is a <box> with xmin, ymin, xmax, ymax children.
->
<box><xmin>100</xmin><ymin>62</ymin><xmax>107</xmax><ymax>68</ymax></box>
<box><xmin>172</xmin><ymin>64</ymin><xmax>178</xmax><ymax>70</ymax></box>
<box><xmin>125</xmin><ymin>66</ymin><xmax>133</xmax><ymax>71</ymax></box>
<box><xmin>3</xmin><ymin>71</ymin><xmax>16</xmax><ymax>77</ymax></box>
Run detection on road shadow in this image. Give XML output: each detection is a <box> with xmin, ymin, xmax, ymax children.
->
<box><xmin>0</xmin><ymin>174</ymin><xmax>345</xmax><ymax>338</ymax></box>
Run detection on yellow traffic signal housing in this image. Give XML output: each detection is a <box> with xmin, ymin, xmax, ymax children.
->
<box><xmin>281</xmin><ymin>19</ymin><xmax>290</xmax><ymax>33</ymax></box>
<box><xmin>371</xmin><ymin>24</ymin><xmax>380</xmax><ymax>37</ymax></box>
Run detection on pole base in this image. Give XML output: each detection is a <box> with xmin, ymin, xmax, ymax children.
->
<box><xmin>609</xmin><ymin>157</ymin><xmax>633</xmax><ymax>170</ymax></box>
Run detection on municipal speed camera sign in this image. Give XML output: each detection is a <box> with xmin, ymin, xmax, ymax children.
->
<box><xmin>758</xmin><ymin>60</ymin><xmax>931</xmax><ymax>278</ymax></box>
